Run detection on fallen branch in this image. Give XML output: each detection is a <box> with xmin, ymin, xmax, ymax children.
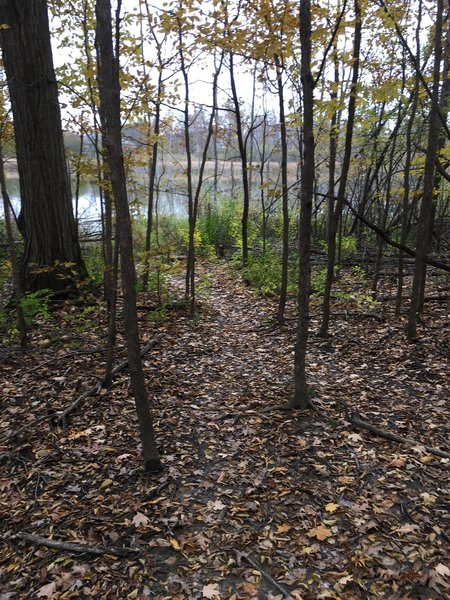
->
<box><xmin>104</xmin><ymin>332</ymin><xmax>165</xmax><ymax>380</ymax></box>
<box><xmin>342</xmin><ymin>198</ymin><xmax>450</xmax><ymax>273</ymax></box>
<box><xmin>349</xmin><ymin>413</ymin><xmax>450</xmax><ymax>459</ymax></box>
<box><xmin>14</xmin><ymin>532</ymin><xmax>139</xmax><ymax>557</ymax></box>
<box><xmin>58</xmin><ymin>332</ymin><xmax>165</xmax><ymax>427</ymax></box>
<box><xmin>236</xmin><ymin>551</ymin><xmax>294</xmax><ymax>599</ymax></box>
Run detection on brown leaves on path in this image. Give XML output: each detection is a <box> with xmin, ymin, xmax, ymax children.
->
<box><xmin>0</xmin><ymin>262</ymin><xmax>449</xmax><ymax>599</ymax></box>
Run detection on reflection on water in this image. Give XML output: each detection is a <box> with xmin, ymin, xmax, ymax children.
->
<box><xmin>0</xmin><ymin>177</ymin><xmax>188</xmax><ymax>220</ymax></box>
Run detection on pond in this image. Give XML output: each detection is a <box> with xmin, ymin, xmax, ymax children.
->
<box><xmin>1</xmin><ymin>177</ymin><xmax>188</xmax><ymax>222</ymax></box>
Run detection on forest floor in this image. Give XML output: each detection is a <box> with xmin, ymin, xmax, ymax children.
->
<box><xmin>0</xmin><ymin>261</ymin><xmax>449</xmax><ymax>600</ymax></box>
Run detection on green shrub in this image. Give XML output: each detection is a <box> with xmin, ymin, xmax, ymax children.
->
<box><xmin>82</xmin><ymin>244</ymin><xmax>104</xmax><ymax>284</ymax></box>
<box><xmin>242</xmin><ymin>249</ymin><xmax>299</xmax><ymax>297</ymax></box>
<box><xmin>148</xmin><ymin>305</ymin><xmax>167</xmax><ymax>324</ymax></box>
<box><xmin>311</xmin><ymin>267</ymin><xmax>328</xmax><ymax>296</ymax></box>
<box><xmin>19</xmin><ymin>288</ymin><xmax>52</xmax><ymax>323</ymax></box>
<box><xmin>242</xmin><ymin>250</ymin><xmax>281</xmax><ymax>296</ymax></box>
<box><xmin>198</xmin><ymin>198</ymin><xmax>241</xmax><ymax>256</ymax></box>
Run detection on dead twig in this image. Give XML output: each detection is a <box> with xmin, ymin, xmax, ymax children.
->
<box><xmin>58</xmin><ymin>332</ymin><xmax>165</xmax><ymax>427</ymax></box>
<box><xmin>14</xmin><ymin>532</ymin><xmax>140</xmax><ymax>557</ymax></box>
<box><xmin>235</xmin><ymin>551</ymin><xmax>294</xmax><ymax>599</ymax></box>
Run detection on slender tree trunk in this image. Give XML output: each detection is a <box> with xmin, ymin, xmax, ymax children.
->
<box><xmin>371</xmin><ymin>151</ymin><xmax>394</xmax><ymax>296</ymax></box>
<box><xmin>229</xmin><ymin>53</ymin><xmax>250</xmax><ymax>266</ymax></box>
<box><xmin>79</xmin><ymin>0</ymin><xmax>113</xmax><ymax>306</ymax></box>
<box><xmin>176</xmin><ymin>22</ymin><xmax>195</xmax><ymax>306</ymax></box>
<box><xmin>141</xmin><ymin>2</ymin><xmax>163</xmax><ymax>291</ymax></box>
<box><xmin>396</xmin><ymin>52</ymin><xmax>419</xmax><ymax>315</ymax></box>
<box><xmin>103</xmin><ymin>231</ymin><xmax>119</xmax><ymax>388</ymax></box>
<box><xmin>293</xmin><ymin>0</ymin><xmax>315</xmax><ymax>408</ymax></box>
<box><xmin>407</xmin><ymin>0</ymin><xmax>444</xmax><ymax>341</ymax></box>
<box><xmin>319</xmin><ymin>0</ymin><xmax>361</xmax><ymax>338</ymax></box>
<box><xmin>95</xmin><ymin>0</ymin><xmax>162</xmax><ymax>472</ymax></box>
<box><xmin>320</xmin><ymin>42</ymin><xmax>340</xmax><ymax>335</ymax></box>
<box><xmin>275</xmin><ymin>54</ymin><xmax>290</xmax><ymax>324</ymax></box>
<box><xmin>0</xmin><ymin>145</ymin><xmax>27</xmax><ymax>346</ymax></box>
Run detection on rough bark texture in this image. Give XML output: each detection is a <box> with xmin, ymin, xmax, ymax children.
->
<box><xmin>0</xmin><ymin>0</ymin><xmax>85</xmax><ymax>292</ymax></box>
<box><xmin>95</xmin><ymin>0</ymin><xmax>162</xmax><ymax>472</ymax></box>
<box><xmin>293</xmin><ymin>0</ymin><xmax>314</xmax><ymax>408</ymax></box>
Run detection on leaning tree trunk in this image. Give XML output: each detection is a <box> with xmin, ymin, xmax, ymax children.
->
<box><xmin>0</xmin><ymin>0</ymin><xmax>85</xmax><ymax>292</ymax></box>
<box><xmin>95</xmin><ymin>0</ymin><xmax>162</xmax><ymax>472</ymax></box>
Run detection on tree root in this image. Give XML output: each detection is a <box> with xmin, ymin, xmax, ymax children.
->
<box><xmin>13</xmin><ymin>532</ymin><xmax>140</xmax><ymax>557</ymax></box>
<box><xmin>348</xmin><ymin>413</ymin><xmax>450</xmax><ymax>459</ymax></box>
<box><xmin>235</xmin><ymin>551</ymin><xmax>294</xmax><ymax>599</ymax></box>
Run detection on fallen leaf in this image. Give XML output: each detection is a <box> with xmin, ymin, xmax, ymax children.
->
<box><xmin>338</xmin><ymin>574</ymin><xmax>353</xmax><ymax>586</ymax></box>
<box><xmin>325</xmin><ymin>502</ymin><xmax>339</xmax><ymax>513</ymax></box>
<box><xmin>435</xmin><ymin>564</ymin><xmax>450</xmax><ymax>577</ymax></box>
<box><xmin>420</xmin><ymin>492</ymin><xmax>436</xmax><ymax>506</ymax></box>
<box><xmin>276</xmin><ymin>523</ymin><xmax>292</xmax><ymax>533</ymax></box>
<box><xmin>132</xmin><ymin>512</ymin><xmax>149</xmax><ymax>528</ymax></box>
<box><xmin>202</xmin><ymin>582</ymin><xmax>220</xmax><ymax>598</ymax></box>
<box><xmin>36</xmin><ymin>582</ymin><xmax>57</xmax><ymax>598</ymax></box>
<box><xmin>170</xmin><ymin>537</ymin><xmax>181</xmax><ymax>550</ymax></box>
<box><xmin>209</xmin><ymin>499</ymin><xmax>226</xmax><ymax>511</ymax></box>
<box><xmin>100</xmin><ymin>479</ymin><xmax>113</xmax><ymax>490</ymax></box>
<box><xmin>307</xmin><ymin>524</ymin><xmax>333</xmax><ymax>541</ymax></box>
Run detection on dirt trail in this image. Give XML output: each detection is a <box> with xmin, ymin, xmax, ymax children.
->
<box><xmin>1</xmin><ymin>261</ymin><xmax>449</xmax><ymax>599</ymax></box>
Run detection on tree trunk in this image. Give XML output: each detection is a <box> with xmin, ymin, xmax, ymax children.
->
<box><xmin>396</xmin><ymin>49</ymin><xmax>419</xmax><ymax>315</ymax></box>
<box><xmin>293</xmin><ymin>0</ymin><xmax>315</xmax><ymax>408</ymax></box>
<box><xmin>275</xmin><ymin>54</ymin><xmax>290</xmax><ymax>325</ymax></box>
<box><xmin>320</xmin><ymin>41</ymin><xmax>340</xmax><ymax>336</ymax></box>
<box><xmin>0</xmin><ymin>144</ymin><xmax>27</xmax><ymax>346</ymax></box>
<box><xmin>141</xmin><ymin>1</ymin><xmax>163</xmax><ymax>292</ymax></box>
<box><xmin>95</xmin><ymin>0</ymin><xmax>162</xmax><ymax>472</ymax></box>
<box><xmin>0</xmin><ymin>0</ymin><xmax>85</xmax><ymax>292</ymax></box>
<box><xmin>229</xmin><ymin>52</ymin><xmax>250</xmax><ymax>266</ymax></box>
<box><xmin>319</xmin><ymin>0</ymin><xmax>361</xmax><ymax>338</ymax></box>
<box><xmin>407</xmin><ymin>0</ymin><xmax>444</xmax><ymax>341</ymax></box>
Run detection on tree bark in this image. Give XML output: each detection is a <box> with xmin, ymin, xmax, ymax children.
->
<box><xmin>275</xmin><ymin>54</ymin><xmax>290</xmax><ymax>325</ymax></box>
<box><xmin>0</xmin><ymin>0</ymin><xmax>85</xmax><ymax>292</ymax></box>
<box><xmin>293</xmin><ymin>0</ymin><xmax>315</xmax><ymax>408</ymax></box>
<box><xmin>319</xmin><ymin>0</ymin><xmax>361</xmax><ymax>338</ymax></box>
<box><xmin>95</xmin><ymin>0</ymin><xmax>162</xmax><ymax>472</ymax></box>
<box><xmin>407</xmin><ymin>0</ymin><xmax>444</xmax><ymax>340</ymax></box>
<box><xmin>229</xmin><ymin>52</ymin><xmax>251</xmax><ymax>266</ymax></box>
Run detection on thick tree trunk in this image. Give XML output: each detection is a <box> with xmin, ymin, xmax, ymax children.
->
<box><xmin>95</xmin><ymin>0</ymin><xmax>162</xmax><ymax>472</ymax></box>
<box><xmin>0</xmin><ymin>0</ymin><xmax>85</xmax><ymax>292</ymax></box>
